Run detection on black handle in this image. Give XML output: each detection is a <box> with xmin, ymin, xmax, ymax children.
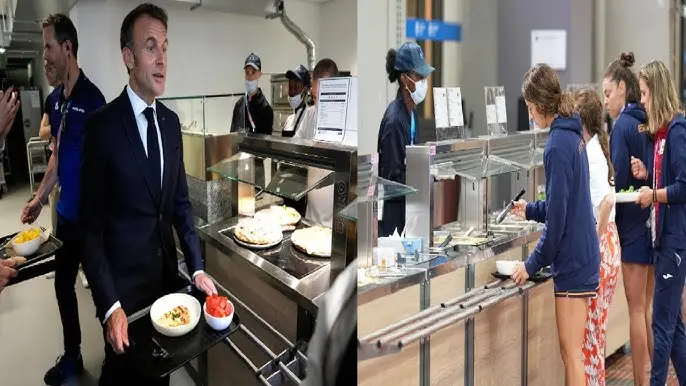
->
<box><xmin>514</xmin><ymin>189</ymin><xmax>526</xmax><ymax>202</ymax></box>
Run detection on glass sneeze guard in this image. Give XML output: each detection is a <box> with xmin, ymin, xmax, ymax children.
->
<box><xmin>339</xmin><ymin>176</ymin><xmax>418</xmax><ymax>221</ymax></box>
<box><xmin>207</xmin><ymin>152</ymin><xmax>333</xmax><ymax>201</ymax></box>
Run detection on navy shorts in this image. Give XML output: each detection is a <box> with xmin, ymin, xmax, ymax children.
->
<box><xmin>620</xmin><ymin>238</ymin><xmax>653</xmax><ymax>265</ymax></box>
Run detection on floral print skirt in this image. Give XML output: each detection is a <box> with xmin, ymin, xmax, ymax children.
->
<box><xmin>583</xmin><ymin>222</ymin><xmax>621</xmax><ymax>386</ymax></box>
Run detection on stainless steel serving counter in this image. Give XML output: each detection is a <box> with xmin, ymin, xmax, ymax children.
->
<box><xmin>358</xmin><ymin>226</ymin><xmax>543</xmax><ymax>305</ymax></box>
<box><xmin>196</xmin><ymin>217</ymin><xmax>329</xmax><ymax>315</ymax></box>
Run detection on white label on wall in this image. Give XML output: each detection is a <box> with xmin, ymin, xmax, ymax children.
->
<box><xmin>531</xmin><ymin>29</ymin><xmax>567</xmax><ymax>70</ymax></box>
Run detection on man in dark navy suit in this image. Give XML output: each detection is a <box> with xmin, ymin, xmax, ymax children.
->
<box><xmin>79</xmin><ymin>4</ymin><xmax>216</xmax><ymax>386</ymax></box>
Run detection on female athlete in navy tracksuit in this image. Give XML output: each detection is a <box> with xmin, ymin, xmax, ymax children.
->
<box><xmin>604</xmin><ymin>52</ymin><xmax>655</xmax><ymax>385</ymax></box>
<box><xmin>511</xmin><ymin>63</ymin><xmax>600</xmax><ymax>386</ymax></box>
<box><xmin>631</xmin><ymin>60</ymin><xmax>686</xmax><ymax>386</ymax></box>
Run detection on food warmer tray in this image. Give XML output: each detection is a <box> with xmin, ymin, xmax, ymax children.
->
<box><xmin>491</xmin><ymin>266</ymin><xmax>552</xmax><ymax>283</ymax></box>
<box><xmin>221</xmin><ymin>223</ymin><xmax>329</xmax><ymax>280</ymax></box>
<box><xmin>2</xmin><ymin>228</ymin><xmax>63</xmax><ymax>286</ymax></box>
<box><xmin>126</xmin><ymin>286</ymin><xmax>241</xmax><ymax>378</ymax></box>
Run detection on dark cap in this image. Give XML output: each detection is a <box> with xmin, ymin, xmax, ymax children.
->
<box><xmin>285</xmin><ymin>65</ymin><xmax>311</xmax><ymax>87</ymax></box>
<box><xmin>394</xmin><ymin>42</ymin><xmax>435</xmax><ymax>77</ymax></box>
<box><xmin>244</xmin><ymin>53</ymin><xmax>262</xmax><ymax>71</ymax></box>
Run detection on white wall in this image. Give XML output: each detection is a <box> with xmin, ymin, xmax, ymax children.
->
<box><xmin>605</xmin><ymin>0</ymin><xmax>671</xmax><ymax>70</ymax></box>
<box><xmin>68</xmin><ymin>0</ymin><xmax>357</xmax><ymax>133</ymax></box>
<box><xmin>319</xmin><ymin>0</ymin><xmax>357</xmax><ymax>74</ymax></box>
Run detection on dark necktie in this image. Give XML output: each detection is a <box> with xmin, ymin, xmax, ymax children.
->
<box><xmin>143</xmin><ymin>107</ymin><xmax>161</xmax><ymax>193</ymax></box>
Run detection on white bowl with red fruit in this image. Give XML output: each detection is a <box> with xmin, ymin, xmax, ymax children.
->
<box><xmin>203</xmin><ymin>294</ymin><xmax>234</xmax><ymax>331</ymax></box>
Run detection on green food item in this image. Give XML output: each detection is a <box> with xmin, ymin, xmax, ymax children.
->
<box><xmin>619</xmin><ymin>186</ymin><xmax>636</xmax><ymax>193</ymax></box>
<box><xmin>537</xmin><ymin>192</ymin><xmax>546</xmax><ymax>201</ymax></box>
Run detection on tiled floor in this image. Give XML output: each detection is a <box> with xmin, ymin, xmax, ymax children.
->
<box><xmin>0</xmin><ymin>184</ymin><xmax>194</xmax><ymax>386</ymax></box>
<box><xmin>606</xmin><ymin>348</ymin><xmax>679</xmax><ymax>386</ymax></box>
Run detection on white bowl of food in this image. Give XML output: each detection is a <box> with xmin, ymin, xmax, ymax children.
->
<box><xmin>150</xmin><ymin>293</ymin><xmax>201</xmax><ymax>337</ymax></box>
<box><xmin>496</xmin><ymin>260</ymin><xmax>519</xmax><ymax>276</ymax></box>
<box><xmin>203</xmin><ymin>295</ymin><xmax>234</xmax><ymax>331</ymax></box>
<box><xmin>11</xmin><ymin>228</ymin><xmax>43</xmax><ymax>257</ymax></box>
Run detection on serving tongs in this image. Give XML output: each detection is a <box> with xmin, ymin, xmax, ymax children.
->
<box><xmin>495</xmin><ymin>189</ymin><xmax>526</xmax><ymax>225</ymax></box>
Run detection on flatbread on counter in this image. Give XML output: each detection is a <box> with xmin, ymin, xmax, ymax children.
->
<box><xmin>291</xmin><ymin>226</ymin><xmax>332</xmax><ymax>257</ymax></box>
<box><xmin>255</xmin><ymin>205</ymin><xmax>302</xmax><ymax>227</ymax></box>
<box><xmin>234</xmin><ymin>218</ymin><xmax>283</xmax><ymax>246</ymax></box>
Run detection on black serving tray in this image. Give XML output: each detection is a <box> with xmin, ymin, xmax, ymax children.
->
<box><xmin>491</xmin><ymin>266</ymin><xmax>552</xmax><ymax>283</ymax></box>
<box><xmin>2</xmin><ymin>229</ymin><xmax>63</xmax><ymax>285</ymax></box>
<box><xmin>126</xmin><ymin>287</ymin><xmax>241</xmax><ymax>378</ymax></box>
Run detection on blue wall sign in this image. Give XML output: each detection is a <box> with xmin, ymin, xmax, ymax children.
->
<box><xmin>406</xmin><ymin>18</ymin><xmax>462</xmax><ymax>42</ymax></box>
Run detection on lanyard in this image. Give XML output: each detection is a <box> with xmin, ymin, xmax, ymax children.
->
<box><xmin>410</xmin><ymin>112</ymin><xmax>416</xmax><ymax>145</ymax></box>
<box><xmin>53</xmin><ymin>100</ymin><xmax>72</xmax><ymax>170</ymax></box>
<box><xmin>245</xmin><ymin>95</ymin><xmax>256</xmax><ymax>132</ymax></box>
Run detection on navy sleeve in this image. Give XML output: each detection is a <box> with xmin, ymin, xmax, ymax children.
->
<box><xmin>666</xmin><ymin>127</ymin><xmax>686</xmax><ymax>204</ymax></box>
<box><xmin>525</xmin><ymin>201</ymin><xmax>546</xmax><ymax>223</ymax></box>
<box><xmin>611</xmin><ymin>123</ymin><xmax>632</xmax><ymax>192</ymax></box>
<box><xmin>378</xmin><ymin>119</ymin><xmax>406</xmax><ymax>184</ymax></box>
<box><xmin>79</xmin><ymin>112</ymin><xmax>119</xmax><ymax>321</ymax></box>
<box><xmin>524</xmin><ymin>147</ymin><xmax>572</xmax><ymax>276</ymax></box>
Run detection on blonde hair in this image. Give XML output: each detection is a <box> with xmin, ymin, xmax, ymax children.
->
<box><xmin>638</xmin><ymin>60</ymin><xmax>683</xmax><ymax>134</ymax></box>
<box><xmin>574</xmin><ymin>88</ymin><xmax>614</xmax><ymax>186</ymax></box>
<box><xmin>522</xmin><ymin>63</ymin><xmax>575</xmax><ymax>118</ymax></box>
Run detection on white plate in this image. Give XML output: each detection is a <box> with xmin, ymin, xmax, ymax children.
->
<box><xmin>616</xmin><ymin>192</ymin><xmax>639</xmax><ymax>203</ymax></box>
<box><xmin>150</xmin><ymin>293</ymin><xmax>201</xmax><ymax>338</ymax></box>
<box><xmin>233</xmin><ymin>234</ymin><xmax>283</xmax><ymax>250</ymax></box>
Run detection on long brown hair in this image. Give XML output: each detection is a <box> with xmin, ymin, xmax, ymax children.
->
<box><xmin>638</xmin><ymin>60</ymin><xmax>683</xmax><ymax>134</ymax></box>
<box><xmin>604</xmin><ymin>52</ymin><xmax>640</xmax><ymax>104</ymax></box>
<box><xmin>522</xmin><ymin>63</ymin><xmax>575</xmax><ymax>118</ymax></box>
<box><xmin>575</xmin><ymin>88</ymin><xmax>615</xmax><ymax>186</ymax></box>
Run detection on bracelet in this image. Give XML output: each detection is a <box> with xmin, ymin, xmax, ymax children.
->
<box><xmin>653</xmin><ymin>189</ymin><xmax>657</xmax><ymax>203</ymax></box>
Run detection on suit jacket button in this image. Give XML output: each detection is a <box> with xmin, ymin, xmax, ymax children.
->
<box><xmin>159</xmin><ymin>214</ymin><xmax>163</xmax><ymax>221</ymax></box>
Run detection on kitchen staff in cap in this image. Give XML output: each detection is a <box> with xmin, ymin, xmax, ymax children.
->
<box><xmin>377</xmin><ymin>42</ymin><xmax>434</xmax><ymax>237</ymax></box>
<box><xmin>230</xmin><ymin>53</ymin><xmax>274</xmax><ymax>135</ymax></box>
<box><xmin>282</xmin><ymin>64</ymin><xmax>311</xmax><ymax>137</ymax></box>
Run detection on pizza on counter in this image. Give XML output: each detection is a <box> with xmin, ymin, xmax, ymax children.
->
<box><xmin>291</xmin><ymin>226</ymin><xmax>332</xmax><ymax>257</ymax></box>
<box><xmin>234</xmin><ymin>218</ymin><xmax>283</xmax><ymax>246</ymax></box>
<box><xmin>255</xmin><ymin>205</ymin><xmax>302</xmax><ymax>229</ymax></box>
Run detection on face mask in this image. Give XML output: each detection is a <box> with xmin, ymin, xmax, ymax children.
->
<box><xmin>406</xmin><ymin>77</ymin><xmax>428</xmax><ymax>105</ymax></box>
<box><xmin>245</xmin><ymin>80</ymin><xmax>258</xmax><ymax>94</ymax></box>
<box><xmin>288</xmin><ymin>94</ymin><xmax>303</xmax><ymax>110</ymax></box>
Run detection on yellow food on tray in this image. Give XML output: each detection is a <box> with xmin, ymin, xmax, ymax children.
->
<box><xmin>14</xmin><ymin>228</ymin><xmax>40</xmax><ymax>244</ymax></box>
<box><xmin>157</xmin><ymin>305</ymin><xmax>191</xmax><ymax>328</ymax></box>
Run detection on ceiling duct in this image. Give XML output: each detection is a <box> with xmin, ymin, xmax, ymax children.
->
<box><xmin>167</xmin><ymin>0</ymin><xmax>316</xmax><ymax>71</ymax></box>
<box><xmin>266</xmin><ymin>0</ymin><xmax>316</xmax><ymax>71</ymax></box>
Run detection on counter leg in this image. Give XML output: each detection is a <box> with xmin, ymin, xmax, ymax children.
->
<box><xmin>465</xmin><ymin>264</ymin><xmax>476</xmax><ymax>386</ymax></box>
<box><xmin>420</xmin><ymin>280</ymin><xmax>431</xmax><ymax>386</ymax></box>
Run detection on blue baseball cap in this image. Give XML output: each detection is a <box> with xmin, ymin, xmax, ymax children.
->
<box><xmin>395</xmin><ymin>42</ymin><xmax>435</xmax><ymax>77</ymax></box>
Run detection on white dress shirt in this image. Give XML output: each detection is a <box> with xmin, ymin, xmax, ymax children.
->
<box><xmin>104</xmin><ymin>85</ymin><xmax>204</xmax><ymax>322</ymax></box>
<box><xmin>587</xmin><ymin>135</ymin><xmax>616</xmax><ymax>223</ymax></box>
